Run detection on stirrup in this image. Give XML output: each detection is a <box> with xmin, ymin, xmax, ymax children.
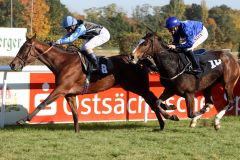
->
<box><xmin>90</xmin><ymin>62</ymin><xmax>99</xmax><ymax>71</ymax></box>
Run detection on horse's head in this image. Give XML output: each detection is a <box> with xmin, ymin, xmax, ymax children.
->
<box><xmin>9</xmin><ymin>34</ymin><xmax>52</xmax><ymax>71</ymax></box>
<box><xmin>132</xmin><ymin>32</ymin><xmax>162</xmax><ymax>62</ymax></box>
<box><xmin>9</xmin><ymin>34</ymin><xmax>40</xmax><ymax>71</ymax></box>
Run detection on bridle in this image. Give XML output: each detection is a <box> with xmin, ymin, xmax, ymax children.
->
<box><xmin>16</xmin><ymin>41</ymin><xmax>53</xmax><ymax>66</ymax></box>
<box><xmin>139</xmin><ymin>34</ymin><xmax>190</xmax><ymax>80</ymax></box>
<box><xmin>138</xmin><ymin>35</ymin><xmax>155</xmax><ymax>60</ymax></box>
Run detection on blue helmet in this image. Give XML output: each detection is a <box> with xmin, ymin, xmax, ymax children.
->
<box><xmin>165</xmin><ymin>16</ymin><xmax>180</xmax><ymax>28</ymax></box>
<box><xmin>62</xmin><ymin>16</ymin><xmax>77</xmax><ymax>28</ymax></box>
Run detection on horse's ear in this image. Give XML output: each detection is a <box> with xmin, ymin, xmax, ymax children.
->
<box><xmin>26</xmin><ymin>33</ymin><xmax>36</xmax><ymax>41</ymax></box>
<box><xmin>26</xmin><ymin>35</ymin><xmax>30</xmax><ymax>41</ymax></box>
<box><xmin>32</xmin><ymin>33</ymin><xmax>37</xmax><ymax>39</ymax></box>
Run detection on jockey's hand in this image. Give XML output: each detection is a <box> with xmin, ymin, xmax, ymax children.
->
<box><xmin>48</xmin><ymin>42</ymin><xmax>56</xmax><ymax>46</ymax></box>
<box><xmin>168</xmin><ymin>44</ymin><xmax>176</xmax><ymax>49</ymax></box>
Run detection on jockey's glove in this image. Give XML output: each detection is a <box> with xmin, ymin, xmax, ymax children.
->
<box><xmin>48</xmin><ymin>42</ymin><xmax>57</xmax><ymax>46</ymax></box>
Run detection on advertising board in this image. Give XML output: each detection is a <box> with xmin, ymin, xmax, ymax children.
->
<box><xmin>0</xmin><ymin>28</ymin><xmax>27</xmax><ymax>56</ymax></box>
<box><xmin>0</xmin><ymin>71</ymin><xmax>239</xmax><ymax>125</ymax></box>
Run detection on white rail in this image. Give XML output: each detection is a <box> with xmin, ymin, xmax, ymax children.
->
<box><xmin>0</xmin><ymin>65</ymin><xmax>50</xmax><ymax>72</ymax></box>
<box><xmin>0</xmin><ymin>65</ymin><xmax>51</xmax><ymax>128</ymax></box>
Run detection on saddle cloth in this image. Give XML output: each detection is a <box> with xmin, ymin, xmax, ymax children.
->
<box><xmin>178</xmin><ymin>49</ymin><xmax>223</xmax><ymax>77</ymax></box>
<box><xmin>79</xmin><ymin>53</ymin><xmax>114</xmax><ymax>75</ymax></box>
<box><xmin>96</xmin><ymin>56</ymin><xmax>114</xmax><ymax>74</ymax></box>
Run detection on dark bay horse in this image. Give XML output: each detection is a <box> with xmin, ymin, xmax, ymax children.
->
<box><xmin>132</xmin><ymin>32</ymin><xmax>240</xmax><ymax>130</ymax></box>
<box><xmin>9</xmin><ymin>35</ymin><xmax>178</xmax><ymax>132</ymax></box>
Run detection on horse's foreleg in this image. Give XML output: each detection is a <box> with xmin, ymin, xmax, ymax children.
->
<box><xmin>191</xmin><ymin>88</ymin><xmax>214</xmax><ymax>126</ymax></box>
<box><xmin>158</xmin><ymin>89</ymin><xmax>177</xmax><ymax>110</ymax></box>
<box><xmin>142</xmin><ymin>91</ymin><xmax>165</xmax><ymax>130</ymax></box>
<box><xmin>17</xmin><ymin>88</ymin><xmax>65</xmax><ymax>125</ymax></box>
<box><xmin>65</xmin><ymin>95</ymin><xmax>79</xmax><ymax>132</ymax></box>
<box><xmin>157</xmin><ymin>89</ymin><xmax>179</xmax><ymax>121</ymax></box>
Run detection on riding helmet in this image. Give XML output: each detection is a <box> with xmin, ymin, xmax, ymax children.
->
<box><xmin>165</xmin><ymin>16</ymin><xmax>180</xmax><ymax>28</ymax></box>
<box><xmin>62</xmin><ymin>16</ymin><xmax>78</xmax><ymax>28</ymax></box>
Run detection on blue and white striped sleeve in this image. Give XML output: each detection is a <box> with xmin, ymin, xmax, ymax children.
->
<box><xmin>55</xmin><ymin>25</ymin><xmax>86</xmax><ymax>44</ymax></box>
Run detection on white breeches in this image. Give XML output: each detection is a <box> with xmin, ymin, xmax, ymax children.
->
<box><xmin>187</xmin><ymin>26</ymin><xmax>208</xmax><ymax>51</ymax></box>
<box><xmin>81</xmin><ymin>27</ymin><xmax>110</xmax><ymax>53</ymax></box>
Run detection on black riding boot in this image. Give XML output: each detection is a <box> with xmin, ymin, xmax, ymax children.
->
<box><xmin>87</xmin><ymin>53</ymin><xmax>99</xmax><ymax>70</ymax></box>
<box><xmin>185</xmin><ymin>50</ymin><xmax>202</xmax><ymax>74</ymax></box>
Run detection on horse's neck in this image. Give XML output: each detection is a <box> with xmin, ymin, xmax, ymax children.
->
<box><xmin>152</xmin><ymin>50</ymin><xmax>180</xmax><ymax>77</ymax></box>
<box><xmin>35</xmin><ymin>44</ymin><xmax>70</xmax><ymax>73</ymax></box>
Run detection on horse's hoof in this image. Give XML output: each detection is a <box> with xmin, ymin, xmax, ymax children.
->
<box><xmin>190</xmin><ymin>121</ymin><xmax>197</xmax><ymax>128</ymax></box>
<box><xmin>170</xmin><ymin>115</ymin><xmax>179</xmax><ymax>121</ymax></box>
<box><xmin>214</xmin><ymin>124</ymin><xmax>220</xmax><ymax>130</ymax></box>
<box><xmin>16</xmin><ymin>120</ymin><xmax>25</xmax><ymax>125</ymax></box>
<box><xmin>167</xmin><ymin>105</ymin><xmax>177</xmax><ymax>110</ymax></box>
<box><xmin>160</xmin><ymin>124</ymin><xmax>165</xmax><ymax>130</ymax></box>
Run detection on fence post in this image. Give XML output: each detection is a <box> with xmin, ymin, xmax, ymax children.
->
<box><xmin>144</xmin><ymin>103</ymin><xmax>148</xmax><ymax>123</ymax></box>
<box><xmin>0</xmin><ymin>72</ymin><xmax>7</xmax><ymax>128</ymax></box>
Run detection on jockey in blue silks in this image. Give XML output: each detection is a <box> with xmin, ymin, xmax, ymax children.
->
<box><xmin>53</xmin><ymin>16</ymin><xmax>110</xmax><ymax>70</ymax></box>
<box><xmin>165</xmin><ymin>16</ymin><xmax>208</xmax><ymax>75</ymax></box>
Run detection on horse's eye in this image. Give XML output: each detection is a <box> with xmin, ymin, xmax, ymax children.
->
<box><xmin>142</xmin><ymin>41</ymin><xmax>148</xmax><ymax>46</ymax></box>
<box><xmin>138</xmin><ymin>39</ymin><xmax>147</xmax><ymax>46</ymax></box>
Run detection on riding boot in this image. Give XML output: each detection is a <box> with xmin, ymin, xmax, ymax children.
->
<box><xmin>185</xmin><ymin>50</ymin><xmax>202</xmax><ymax>74</ymax></box>
<box><xmin>87</xmin><ymin>53</ymin><xmax>99</xmax><ymax>70</ymax></box>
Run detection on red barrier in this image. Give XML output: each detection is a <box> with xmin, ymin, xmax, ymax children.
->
<box><xmin>28</xmin><ymin>73</ymin><xmax>240</xmax><ymax>123</ymax></box>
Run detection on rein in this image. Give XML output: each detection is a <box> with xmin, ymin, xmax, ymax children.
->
<box><xmin>147</xmin><ymin>34</ymin><xmax>190</xmax><ymax>80</ymax></box>
<box><xmin>160</xmin><ymin>62</ymin><xmax>191</xmax><ymax>80</ymax></box>
<box><xmin>16</xmin><ymin>42</ymin><xmax>53</xmax><ymax>65</ymax></box>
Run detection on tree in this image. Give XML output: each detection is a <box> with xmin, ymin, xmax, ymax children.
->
<box><xmin>161</xmin><ymin>0</ymin><xmax>186</xmax><ymax>19</ymax></box>
<box><xmin>84</xmin><ymin>7</ymin><xmax>102</xmax><ymax>22</ymax></box>
<box><xmin>33</xmin><ymin>0</ymin><xmax>50</xmax><ymax>37</ymax></box>
<box><xmin>0</xmin><ymin>0</ymin><xmax>26</xmax><ymax>27</ymax></box>
<box><xmin>45</xmin><ymin>0</ymin><xmax>71</xmax><ymax>35</ymax></box>
<box><xmin>185</xmin><ymin>4</ymin><xmax>202</xmax><ymax>21</ymax></box>
<box><xmin>132</xmin><ymin>4</ymin><xmax>152</xmax><ymax>21</ymax></box>
<box><xmin>20</xmin><ymin>0</ymin><xmax>50</xmax><ymax>37</ymax></box>
<box><xmin>209</xmin><ymin>5</ymin><xmax>239</xmax><ymax>50</ymax></box>
<box><xmin>200</xmin><ymin>0</ymin><xmax>208</xmax><ymax>24</ymax></box>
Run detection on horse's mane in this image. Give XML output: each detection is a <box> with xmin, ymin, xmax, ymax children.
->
<box><xmin>36</xmin><ymin>39</ymin><xmax>79</xmax><ymax>55</ymax></box>
<box><xmin>154</xmin><ymin>33</ymin><xmax>184</xmax><ymax>55</ymax></box>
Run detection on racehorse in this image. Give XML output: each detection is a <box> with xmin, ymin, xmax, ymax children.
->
<box><xmin>132</xmin><ymin>32</ymin><xmax>240</xmax><ymax>130</ymax></box>
<box><xmin>9</xmin><ymin>35</ymin><xmax>178</xmax><ymax>132</ymax></box>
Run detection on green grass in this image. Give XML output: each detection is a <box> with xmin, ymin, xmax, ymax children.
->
<box><xmin>0</xmin><ymin>116</ymin><xmax>240</xmax><ymax>160</ymax></box>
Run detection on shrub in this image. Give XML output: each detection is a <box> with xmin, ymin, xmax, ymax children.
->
<box><xmin>118</xmin><ymin>32</ymin><xmax>142</xmax><ymax>55</ymax></box>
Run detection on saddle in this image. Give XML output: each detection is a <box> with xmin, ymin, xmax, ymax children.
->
<box><xmin>178</xmin><ymin>49</ymin><xmax>223</xmax><ymax>77</ymax></box>
<box><xmin>77</xmin><ymin>52</ymin><xmax>114</xmax><ymax>94</ymax></box>
<box><xmin>64</xmin><ymin>46</ymin><xmax>114</xmax><ymax>75</ymax></box>
<box><xmin>78</xmin><ymin>52</ymin><xmax>114</xmax><ymax>75</ymax></box>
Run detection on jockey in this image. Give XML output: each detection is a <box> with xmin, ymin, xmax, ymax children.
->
<box><xmin>53</xmin><ymin>16</ymin><xmax>110</xmax><ymax>70</ymax></box>
<box><xmin>165</xmin><ymin>16</ymin><xmax>208</xmax><ymax>75</ymax></box>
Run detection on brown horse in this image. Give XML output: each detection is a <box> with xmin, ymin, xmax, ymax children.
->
<box><xmin>132</xmin><ymin>32</ymin><xmax>240</xmax><ymax>130</ymax></box>
<box><xmin>9</xmin><ymin>35</ymin><xmax>178</xmax><ymax>132</ymax></box>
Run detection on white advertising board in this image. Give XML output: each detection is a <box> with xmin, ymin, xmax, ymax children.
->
<box><xmin>0</xmin><ymin>72</ymin><xmax>30</xmax><ymax>124</ymax></box>
<box><xmin>0</xmin><ymin>28</ymin><xmax>27</xmax><ymax>57</ymax></box>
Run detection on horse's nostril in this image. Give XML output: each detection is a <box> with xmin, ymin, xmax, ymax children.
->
<box><xmin>9</xmin><ymin>63</ymin><xmax>15</xmax><ymax>70</ymax></box>
<box><xmin>130</xmin><ymin>55</ymin><xmax>134</xmax><ymax>60</ymax></box>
